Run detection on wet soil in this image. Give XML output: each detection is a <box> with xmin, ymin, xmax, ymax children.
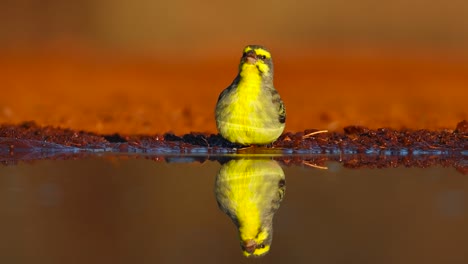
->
<box><xmin>1</xmin><ymin>121</ymin><xmax>466</xmax><ymax>173</ymax></box>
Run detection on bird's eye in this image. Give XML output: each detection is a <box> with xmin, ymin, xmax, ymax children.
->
<box><xmin>259</xmin><ymin>55</ymin><xmax>266</xmax><ymax>60</ymax></box>
<box><xmin>258</xmin><ymin>244</ymin><xmax>265</xmax><ymax>249</ymax></box>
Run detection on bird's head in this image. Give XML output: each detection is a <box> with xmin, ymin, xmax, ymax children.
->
<box><xmin>239</xmin><ymin>45</ymin><xmax>274</xmax><ymax>78</ymax></box>
<box><xmin>240</xmin><ymin>226</ymin><xmax>273</xmax><ymax>257</ymax></box>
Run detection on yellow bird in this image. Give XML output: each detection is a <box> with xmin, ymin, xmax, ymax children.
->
<box><xmin>214</xmin><ymin>158</ymin><xmax>286</xmax><ymax>257</ymax></box>
<box><xmin>215</xmin><ymin>45</ymin><xmax>286</xmax><ymax>145</ymax></box>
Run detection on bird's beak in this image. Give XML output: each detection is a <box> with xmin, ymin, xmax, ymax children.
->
<box><xmin>242</xmin><ymin>239</ymin><xmax>257</xmax><ymax>254</ymax></box>
<box><xmin>244</xmin><ymin>51</ymin><xmax>257</xmax><ymax>64</ymax></box>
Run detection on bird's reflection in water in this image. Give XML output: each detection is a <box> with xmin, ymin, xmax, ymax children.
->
<box><xmin>214</xmin><ymin>158</ymin><xmax>286</xmax><ymax>257</ymax></box>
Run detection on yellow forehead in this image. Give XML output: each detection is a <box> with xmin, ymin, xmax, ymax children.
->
<box><xmin>243</xmin><ymin>46</ymin><xmax>271</xmax><ymax>59</ymax></box>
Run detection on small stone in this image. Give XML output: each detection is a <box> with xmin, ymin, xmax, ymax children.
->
<box><xmin>455</xmin><ymin>120</ymin><xmax>468</xmax><ymax>134</ymax></box>
<box><xmin>344</xmin><ymin>126</ymin><xmax>369</xmax><ymax>135</ymax></box>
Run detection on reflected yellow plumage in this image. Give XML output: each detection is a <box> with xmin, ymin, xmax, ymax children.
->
<box><xmin>214</xmin><ymin>159</ymin><xmax>286</xmax><ymax>257</ymax></box>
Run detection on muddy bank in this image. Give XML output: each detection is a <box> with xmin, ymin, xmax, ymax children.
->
<box><xmin>0</xmin><ymin>121</ymin><xmax>466</xmax><ymax>172</ymax></box>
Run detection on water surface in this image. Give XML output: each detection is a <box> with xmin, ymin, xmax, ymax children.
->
<box><xmin>0</xmin><ymin>156</ymin><xmax>467</xmax><ymax>263</ymax></box>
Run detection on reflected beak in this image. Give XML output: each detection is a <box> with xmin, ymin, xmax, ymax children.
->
<box><xmin>242</xmin><ymin>239</ymin><xmax>257</xmax><ymax>254</ymax></box>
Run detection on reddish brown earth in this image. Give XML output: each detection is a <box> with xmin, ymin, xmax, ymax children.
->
<box><xmin>0</xmin><ymin>46</ymin><xmax>467</xmax><ymax>134</ymax></box>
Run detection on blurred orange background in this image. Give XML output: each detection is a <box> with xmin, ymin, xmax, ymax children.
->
<box><xmin>0</xmin><ymin>0</ymin><xmax>467</xmax><ymax>134</ymax></box>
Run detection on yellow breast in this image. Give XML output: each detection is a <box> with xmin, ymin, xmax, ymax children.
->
<box><xmin>216</xmin><ymin>64</ymin><xmax>284</xmax><ymax>145</ymax></box>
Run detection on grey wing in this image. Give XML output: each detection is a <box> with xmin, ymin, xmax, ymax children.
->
<box><xmin>278</xmin><ymin>99</ymin><xmax>286</xmax><ymax>124</ymax></box>
<box><xmin>270</xmin><ymin>178</ymin><xmax>286</xmax><ymax>212</ymax></box>
<box><xmin>215</xmin><ymin>84</ymin><xmax>236</xmax><ymax>119</ymax></box>
<box><xmin>216</xmin><ymin>86</ymin><xmax>231</xmax><ymax>103</ymax></box>
<box><xmin>216</xmin><ymin>197</ymin><xmax>240</xmax><ymax>227</ymax></box>
<box><xmin>270</xmin><ymin>89</ymin><xmax>286</xmax><ymax>124</ymax></box>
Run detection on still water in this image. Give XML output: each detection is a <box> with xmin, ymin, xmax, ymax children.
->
<box><xmin>0</xmin><ymin>155</ymin><xmax>467</xmax><ymax>264</ymax></box>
